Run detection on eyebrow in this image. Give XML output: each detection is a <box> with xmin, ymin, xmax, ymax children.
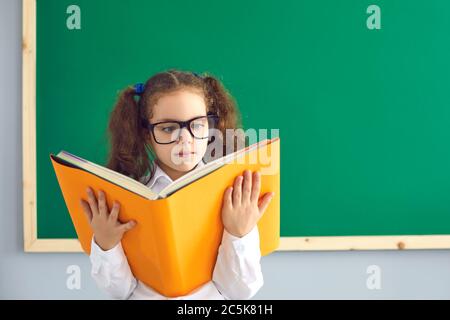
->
<box><xmin>152</xmin><ymin>115</ymin><xmax>207</xmax><ymax>123</ymax></box>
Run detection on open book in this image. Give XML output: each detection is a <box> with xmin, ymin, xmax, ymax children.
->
<box><xmin>50</xmin><ymin>137</ymin><xmax>280</xmax><ymax>297</ymax></box>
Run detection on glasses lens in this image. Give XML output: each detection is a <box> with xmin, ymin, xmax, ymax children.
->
<box><xmin>153</xmin><ymin>122</ymin><xmax>181</xmax><ymax>143</ymax></box>
<box><xmin>190</xmin><ymin>117</ymin><xmax>211</xmax><ymax>139</ymax></box>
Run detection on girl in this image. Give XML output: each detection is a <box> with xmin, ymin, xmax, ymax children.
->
<box><xmin>79</xmin><ymin>69</ymin><xmax>275</xmax><ymax>300</ymax></box>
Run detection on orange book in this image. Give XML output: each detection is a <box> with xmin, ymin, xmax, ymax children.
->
<box><xmin>50</xmin><ymin>137</ymin><xmax>280</xmax><ymax>297</ymax></box>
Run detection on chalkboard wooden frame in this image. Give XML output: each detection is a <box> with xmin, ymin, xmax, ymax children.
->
<box><xmin>23</xmin><ymin>0</ymin><xmax>82</xmax><ymax>252</ymax></box>
<box><xmin>23</xmin><ymin>0</ymin><xmax>450</xmax><ymax>252</ymax></box>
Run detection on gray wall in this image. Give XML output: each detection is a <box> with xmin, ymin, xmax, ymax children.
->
<box><xmin>2</xmin><ymin>0</ymin><xmax>450</xmax><ymax>299</ymax></box>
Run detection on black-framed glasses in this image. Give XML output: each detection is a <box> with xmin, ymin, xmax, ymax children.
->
<box><xmin>142</xmin><ymin>112</ymin><xmax>219</xmax><ymax>145</ymax></box>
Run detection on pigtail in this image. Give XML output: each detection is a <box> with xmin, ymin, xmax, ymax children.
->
<box><xmin>106</xmin><ymin>86</ymin><xmax>154</xmax><ymax>183</ymax></box>
<box><xmin>203</xmin><ymin>75</ymin><xmax>244</xmax><ymax>156</ymax></box>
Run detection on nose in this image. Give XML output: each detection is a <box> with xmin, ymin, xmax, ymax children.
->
<box><xmin>177</xmin><ymin>127</ymin><xmax>193</xmax><ymax>143</ymax></box>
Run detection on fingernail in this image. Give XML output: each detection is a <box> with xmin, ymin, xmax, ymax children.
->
<box><xmin>86</xmin><ymin>187</ymin><xmax>91</xmax><ymax>194</ymax></box>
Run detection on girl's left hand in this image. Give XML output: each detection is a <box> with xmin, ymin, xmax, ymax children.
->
<box><xmin>221</xmin><ymin>170</ymin><xmax>275</xmax><ymax>238</ymax></box>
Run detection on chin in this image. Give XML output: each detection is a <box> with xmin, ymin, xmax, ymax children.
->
<box><xmin>170</xmin><ymin>159</ymin><xmax>199</xmax><ymax>172</ymax></box>
<box><xmin>176</xmin><ymin>163</ymin><xmax>196</xmax><ymax>172</ymax></box>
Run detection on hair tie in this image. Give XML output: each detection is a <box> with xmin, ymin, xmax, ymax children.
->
<box><xmin>134</xmin><ymin>83</ymin><xmax>145</xmax><ymax>95</ymax></box>
<box><xmin>192</xmin><ymin>72</ymin><xmax>202</xmax><ymax>79</ymax></box>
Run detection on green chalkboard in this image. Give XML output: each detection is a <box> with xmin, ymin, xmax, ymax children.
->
<box><xmin>31</xmin><ymin>0</ymin><xmax>450</xmax><ymax>250</ymax></box>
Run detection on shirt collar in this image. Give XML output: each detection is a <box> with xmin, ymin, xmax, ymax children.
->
<box><xmin>144</xmin><ymin>159</ymin><xmax>206</xmax><ymax>189</ymax></box>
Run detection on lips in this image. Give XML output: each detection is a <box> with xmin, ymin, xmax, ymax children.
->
<box><xmin>177</xmin><ymin>151</ymin><xmax>196</xmax><ymax>157</ymax></box>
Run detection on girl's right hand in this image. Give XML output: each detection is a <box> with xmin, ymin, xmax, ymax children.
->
<box><xmin>79</xmin><ymin>187</ymin><xmax>137</xmax><ymax>251</ymax></box>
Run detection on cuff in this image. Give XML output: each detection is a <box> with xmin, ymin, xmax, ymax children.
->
<box><xmin>221</xmin><ymin>225</ymin><xmax>261</xmax><ymax>256</ymax></box>
<box><xmin>89</xmin><ymin>236</ymin><xmax>126</xmax><ymax>267</ymax></box>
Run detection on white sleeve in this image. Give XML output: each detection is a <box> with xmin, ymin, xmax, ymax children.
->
<box><xmin>212</xmin><ymin>225</ymin><xmax>264</xmax><ymax>300</ymax></box>
<box><xmin>89</xmin><ymin>236</ymin><xmax>138</xmax><ymax>300</ymax></box>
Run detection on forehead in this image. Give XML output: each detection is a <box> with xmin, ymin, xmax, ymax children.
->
<box><xmin>151</xmin><ymin>89</ymin><xmax>207</xmax><ymax>122</ymax></box>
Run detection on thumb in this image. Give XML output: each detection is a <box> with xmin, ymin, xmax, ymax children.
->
<box><xmin>222</xmin><ymin>186</ymin><xmax>233</xmax><ymax>209</ymax></box>
<box><xmin>79</xmin><ymin>199</ymin><xmax>93</xmax><ymax>223</ymax></box>
<box><xmin>119</xmin><ymin>220</ymin><xmax>137</xmax><ymax>233</ymax></box>
<box><xmin>258</xmin><ymin>192</ymin><xmax>275</xmax><ymax>216</ymax></box>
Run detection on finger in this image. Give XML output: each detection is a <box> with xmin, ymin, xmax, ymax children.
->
<box><xmin>109</xmin><ymin>201</ymin><xmax>120</xmax><ymax>222</ymax></box>
<box><xmin>86</xmin><ymin>187</ymin><xmax>99</xmax><ymax>216</ymax></box>
<box><xmin>97</xmin><ymin>190</ymin><xmax>109</xmax><ymax>216</ymax></box>
<box><xmin>119</xmin><ymin>220</ymin><xmax>137</xmax><ymax>233</ymax></box>
<box><xmin>258</xmin><ymin>192</ymin><xmax>275</xmax><ymax>216</ymax></box>
<box><xmin>250</xmin><ymin>171</ymin><xmax>261</xmax><ymax>203</ymax></box>
<box><xmin>222</xmin><ymin>187</ymin><xmax>233</xmax><ymax>210</ymax></box>
<box><xmin>79</xmin><ymin>199</ymin><xmax>92</xmax><ymax>223</ymax></box>
<box><xmin>242</xmin><ymin>170</ymin><xmax>252</xmax><ymax>202</ymax></box>
<box><xmin>232</xmin><ymin>175</ymin><xmax>243</xmax><ymax>205</ymax></box>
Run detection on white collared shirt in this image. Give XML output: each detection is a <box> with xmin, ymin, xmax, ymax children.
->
<box><xmin>89</xmin><ymin>159</ymin><xmax>263</xmax><ymax>300</ymax></box>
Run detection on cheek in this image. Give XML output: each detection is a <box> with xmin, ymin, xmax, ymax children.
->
<box><xmin>194</xmin><ymin>139</ymin><xmax>209</xmax><ymax>156</ymax></box>
<box><xmin>152</xmin><ymin>144</ymin><xmax>173</xmax><ymax>163</ymax></box>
